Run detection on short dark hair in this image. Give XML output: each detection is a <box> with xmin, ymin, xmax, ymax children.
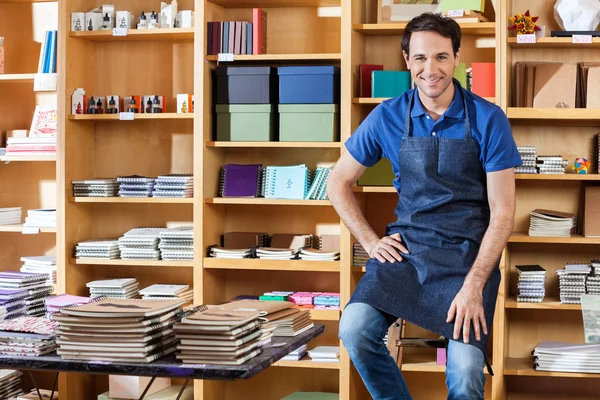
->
<box><xmin>401</xmin><ymin>13</ymin><xmax>461</xmax><ymax>57</ymax></box>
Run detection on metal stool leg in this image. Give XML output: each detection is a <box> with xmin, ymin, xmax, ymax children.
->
<box><xmin>49</xmin><ymin>371</ymin><xmax>59</xmax><ymax>400</ymax></box>
<box><xmin>27</xmin><ymin>370</ymin><xmax>44</xmax><ymax>400</ymax></box>
<box><xmin>176</xmin><ymin>379</ymin><xmax>190</xmax><ymax>400</ymax></box>
<box><xmin>138</xmin><ymin>376</ymin><xmax>156</xmax><ymax>400</ymax></box>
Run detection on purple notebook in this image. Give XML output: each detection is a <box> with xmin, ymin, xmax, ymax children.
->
<box><xmin>222</xmin><ymin>164</ymin><xmax>262</xmax><ymax>197</ymax></box>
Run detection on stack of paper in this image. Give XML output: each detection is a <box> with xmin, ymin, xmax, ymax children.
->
<box><xmin>515</xmin><ymin>146</ymin><xmax>537</xmax><ymax>174</ymax></box>
<box><xmin>152</xmin><ymin>174</ymin><xmax>193</xmax><ymax>198</ymax></box>
<box><xmin>158</xmin><ymin>226</ymin><xmax>193</xmax><ymax>261</ymax></box>
<box><xmin>280</xmin><ymin>344</ymin><xmax>307</xmax><ymax>361</ymax></box>
<box><xmin>528</xmin><ymin>209</ymin><xmax>576</xmax><ymax>237</ymax></box>
<box><xmin>0</xmin><ymin>370</ymin><xmax>24</xmax><ymax>399</ymax></box>
<box><xmin>298</xmin><ymin>248</ymin><xmax>340</xmax><ymax>261</ymax></box>
<box><xmin>174</xmin><ymin>306</ymin><xmax>264</xmax><ymax>365</ymax></box>
<box><xmin>308</xmin><ymin>346</ymin><xmax>340</xmax><ymax>363</ymax></box>
<box><xmin>256</xmin><ymin>247</ymin><xmax>297</xmax><ymax>260</ymax></box>
<box><xmin>557</xmin><ymin>263</ymin><xmax>591</xmax><ymax>304</ymax></box>
<box><xmin>20</xmin><ymin>256</ymin><xmax>56</xmax><ymax>285</ymax></box>
<box><xmin>263</xmin><ymin>165</ymin><xmax>312</xmax><ymax>200</ymax></box>
<box><xmin>516</xmin><ymin>265</ymin><xmax>546</xmax><ymax>303</ymax></box>
<box><xmin>86</xmin><ymin>278</ymin><xmax>139</xmax><ymax>299</ymax></box>
<box><xmin>0</xmin><ymin>316</ymin><xmax>58</xmax><ymax>356</ymax></box>
<box><xmin>0</xmin><ymin>271</ymin><xmax>53</xmax><ymax>318</ymax></box>
<box><xmin>118</xmin><ymin>228</ymin><xmax>162</xmax><ymax>260</ymax></box>
<box><xmin>534</xmin><ymin>341</ymin><xmax>600</xmax><ymax>373</ymax></box>
<box><xmin>209</xmin><ymin>247</ymin><xmax>251</xmax><ymax>259</ymax></box>
<box><xmin>45</xmin><ymin>294</ymin><xmax>91</xmax><ymax>319</ymax></box>
<box><xmin>314</xmin><ymin>293</ymin><xmax>340</xmax><ymax>310</ymax></box>
<box><xmin>54</xmin><ymin>298</ymin><xmax>186</xmax><ymax>363</ymax></box>
<box><xmin>139</xmin><ymin>284</ymin><xmax>193</xmax><ymax>303</ymax></box>
<box><xmin>23</xmin><ymin>209</ymin><xmax>56</xmax><ymax>230</ymax></box>
<box><xmin>0</xmin><ymin>208</ymin><xmax>21</xmax><ymax>225</ymax></box>
<box><xmin>75</xmin><ymin>239</ymin><xmax>120</xmax><ymax>260</ymax></box>
<box><xmin>5</xmin><ymin>137</ymin><xmax>56</xmax><ymax>158</ymax></box>
<box><xmin>117</xmin><ymin>175</ymin><xmax>155</xmax><ymax>198</ymax></box>
<box><xmin>353</xmin><ymin>242</ymin><xmax>369</xmax><ymax>267</ymax></box>
<box><xmin>71</xmin><ymin>178</ymin><xmax>119</xmax><ymax>197</ymax></box>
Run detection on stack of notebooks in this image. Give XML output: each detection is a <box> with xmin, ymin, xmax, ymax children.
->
<box><xmin>0</xmin><ymin>288</ymin><xmax>27</xmax><ymax>320</ymax></box>
<box><xmin>86</xmin><ymin>278</ymin><xmax>139</xmax><ymax>299</ymax></box>
<box><xmin>117</xmin><ymin>175</ymin><xmax>155</xmax><ymax>198</ymax></box>
<box><xmin>152</xmin><ymin>174</ymin><xmax>193</xmax><ymax>198</ymax></box>
<box><xmin>71</xmin><ymin>178</ymin><xmax>119</xmax><ymax>197</ymax></box>
<box><xmin>314</xmin><ymin>293</ymin><xmax>340</xmax><ymax>310</ymax></box>
<box><xmin>0</xmin><ymin>370</ymin><xmax>24</xmax><ymax>398</ymax></box>
<box><xmin>304</xmin><ymin>167</ymin><xmax>331</xmax><ymax>200</ymax></box>
<box><xmin>0</xmin><ymin>207</ymin><xmax>21</xmax><ymax>225</ymax></box>
<box><xmin>45</xmin><ymin>294</ymin><xmax>91</xmax><ymax>319</ymax></box>
<box><xmin>20</xmin><ymin>256</ymin><xmax>56</xmax><ymax>285</ymax></box>
<box><xmin>352</xmin><ymin>242</ymin><xmax>369</xmax><ymax>267</ymax></box>
<box><xmin>54</xmin><ymin>298</ymin><xmax>186</xmax><ymax>363</ymax></box>
<box><xmin>536</xmin><ymin>155</ymin><xmax>568</xmax><ymax>174</ymax></box>
<box><xmin>516</xmin><ymin>265</ymin><xmax>546</xmax><ymax>303</ymax></box>
<box><xmin>255</xmin><ymin>248</ymin><xmax>297</xmax><ymax>260</ymax></box>
<box><xmin>118</xmin><ymin>228</ymin><xmax>162</xmax><ymax>260</ymax></box>
<box><xmin>298</xmin><ymin>248</ymin><xmax>340</xmax><ymax>261</ymax></box>
<box><xmin>75</xmin><ymin>239</ymin><xmax>120</xmax><ymax>260</ymax></box>
<box><xmin>209</xmin><ymin>247</ymin><xmax>252</xmax><ymax>259</ymax></box>
<box><xmin>314</xmin><ymin>234</ymin><xmax>340</xmax><ymax>252</ymax></box>
<box><xmin>587</xmin><ymin>259</ymin><xmax>600</xmax><ymax>295</ymax></box>
<box><xmin>23</xmin><ymin>209</ymin><xmax>56</xmax><ymax>230</ymax></box>
<box><xmin>280</xmin><ymin>344</ymin><xmax>307</xmax><ymax>361</ymax></box>
<box><xmin>263</xmin><ymin>165</ymin><xmax>312</xmax><ymax>200</ymax></box>
<box><xmin>158</xmin><ymin>226</ymin><xmax>194</xmax><ymax>261</ymax></box>
<box><xmin>208</xmin><ymin>231</ymin><xmax>269</xmax><ymax>258</ymax></box>
<box><xmin>139</xmin><ymin>284</ymin><xmax>193</xmax><ymax>303</ymax></box>
<box><xmin>533</xmin><ymin>341</ymin><xmax>600</xmax><ymax>373</ymax></box>
<box><xmin>307</xmin><ymin>346</ymin><xmax>340</xmax><ymax>363</ymax></box>
<box><xmin>0</xmin><ymin>271</ymin><xmax>53</xmax><ymax>318</ymax></box>
<box><xmin>528</xmin><ymin>209</ymin><xmax>576</xmax><ymax>237</ymax></box>
<box><xmin>0</xmin><ymin>316</ymin><xmax>58</xmax><ymax>356</ymax></box>
<box><xmin>219</xmin><ymin>164</ymin><xmax>263</xmax><ymax>198</ymax></box>
<box><xmin>174</xmin><ymin>305</ymin><xmax>265</xmax><ymax>365</ymax></box>
<box><xmin>515</xmin><ymin>146</ymin><xmax>537</xmax><ymax>174</ymax></box>
<box><xmin>558</xmin><ymin>263</ymin><xmax>591</xmax><ymax>304</ymax></box>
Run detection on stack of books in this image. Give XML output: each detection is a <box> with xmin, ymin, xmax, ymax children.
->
<box><xmin>45</xmin><ymin>294</ymin><xmax>91</xmax><ymax>319</ymax></box>
<box><xmin>209</xmin><ymin>247</ymin><xmax>252</xmax><ymax>259</ymax></box>
<box><xmin>516</xmin><ymin>265</ymin><xmax>546</xmax><ymax>303</ymax></box>
<box><xmin>298</xmin><ymin>248</ymin><xmax>340</xmax><ymax>261</ymax></box>
<box><xmin>19</xmin><ymin>256</ymin><xmax>56</xmax><ymax>285</ymax></box>
<box><xmin>117</xmin><ymin>175</ymin><xmax>155</xmax><ymax>198</ymax></box>
<box><xmin>587</xmin><ymin>260</ymin><xmax>600</xmax><ymax>295</ymax></box>
<box><xmin>280</xmin><ymin>344</ymin><xmax>307</xmax><ymax>361</ymax></box>
<box><xmin>0</xmin><ymin>370</ymin><xmax>24</xmax><ymax>399</ymax></box>
<box><xmin>23</xmin><ymin>209</ymin><xmax>56</xmax><ymax>231</ymax></box>
<box><xmin>152</xmin><ymin>174</ymin><xmax>193</xmax><ymax>198</ymax></box>
<box><xmin>528</xmin><ymin>209</ymin><xmax>576</xmax><ymax>237</ymax></box>
<box><xmin>536</xmin><ymin>155</ymin><xmax>568</xmax><ymax>174</ymax></box>
<box><xmin>0</xmin><ymin>316</ymin><xmax>58</xmax><ymax>356</ymax></box>
<box><xmin>534</xmin><ymin>341</ymin><xmax>600</xmax><ymax>373</ymax></box>
<box><xmin>0</xmin><ymin>271</ymin><xmax>53</xmax><ymax>318</ymax></box>
<box><xmin>255</xmin><ymin>248</ymin><xmax>297</xmax><ymax>260</ymax></box>
<box><xmin>158</xmin><ymin>226</ymin><xmax>194</xmax><ymax>261</ymax></box>
<box><xmin>54</xmin><ymin>298</ymin><xmax>186</xmax><ymax>363</ymax></box>
<box><xmin>86</xmin><ymin>278</ymin><xmax>139</xmax><ymax>299</ymax></box>
<box><xmin>314</xmin><ymin>234</ymin><xmax>340</xmax><ymax>252</ymax></box>
<box><xmin>71</xmin><ymin>178</ymin><xmax>119</xmax><ymax>197</ymax></box>
<box><xmin>0</xmin><ymin>208</ymin><xmax>21</xmax><ymax>225</ymax></box>
<box><xmin>0</xmin><ymin>289</ymin><xmax>28</xmax><ymax>320</ymax></box>
<box><xmin>139</xmin><ymin>284</ymin><xmax>193</xmax><ymax>303</ymax></box>
<box><xmin>314</xmin><ymin>293</ymin><xmax>340</xmax><ymax>310</ymax></box>
<box><xmin>219</xmin><ymin>164</ymin><xmax>263</xmax><ymax>198</ymax></box>
<box><xmin>558</xmin><ymin>263</ymin><xmax>591</xmax><ymax>304</ymax></box>
<box><xmin>174</xmin><ymin>306</ymin><xmax>263</xmax><ymax>365</ymax></box>
<box><xmin>307</xmin><ymin>346</ymin><xmax>340</xmax><ymax>363</ymax></box>
<box><xmin>352</xmin><ymin>242</ymin><xmax>369</xmax><ymax>267</ymax></box>
<box><xmin>75</xmin><ymin>239</ymin><xmax>120</xmax><ymax>260</ymax></box>
<box><xmin>5</xmin><ymin>136</ymin><xmax>56</xmax><ymax>159</ymax></box>
<box><xmin>515</xmin><ymin>146</ymin><xmax>537</xmax><ymax>174</ymax></box>
<box><xmin>118</xmin><ymin>228</ymin><xmax>162</xmax><ymax>261</ymax></box>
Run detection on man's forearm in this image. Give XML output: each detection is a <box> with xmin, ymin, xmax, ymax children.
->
<box><xmin>464</xmin><ymin>212</ymin><xmax>514</xmax><ymax>292</ymax></box>
<box><xmin>327</xmin><ymin>180</ymin><xmax>379</xmax><ymax>252</ymax></box>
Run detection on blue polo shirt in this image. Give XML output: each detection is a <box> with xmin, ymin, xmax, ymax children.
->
<box><xmin>345</xmin><ymin>83</ymin><xmax>522</xmax><ymax>192</ymax></box>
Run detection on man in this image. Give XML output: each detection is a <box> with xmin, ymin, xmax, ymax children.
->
<box><xmin>328</xmin><ymin>13</ymin><xmax>521</xmax><ymax>400</ymax></box>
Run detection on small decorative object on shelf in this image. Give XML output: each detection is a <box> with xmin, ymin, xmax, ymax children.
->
<box><xmin>572</xmin><ymin>157</ymin><xmax>591</xmax><ymax>174</ymax></box>
<box><xmin>554</xmin><ymin>0</ymin><xmax>600</xmax><ymax>32</ymax></box>
<box><xmin>509</xmin><ymin>10</ymin><xmax>541</xmax><ymax>35</ymax></box>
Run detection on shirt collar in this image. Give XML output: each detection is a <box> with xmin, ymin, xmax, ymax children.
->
<box><xmin>410</xmin><ymin>80</ymin><xmax>465</xmax><ymax>120</ymax></box>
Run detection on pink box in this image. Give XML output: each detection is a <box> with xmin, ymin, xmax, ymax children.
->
<box><xmin>437</xmin><ymin>348</ymin><xmax>446</xmax><ymax>365</ymax></box>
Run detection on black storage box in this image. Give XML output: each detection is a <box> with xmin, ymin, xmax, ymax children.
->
<box><xmin>215</xmin><ymin>66</ymin><xmax>277</xmax><ymax>104</ymax></box>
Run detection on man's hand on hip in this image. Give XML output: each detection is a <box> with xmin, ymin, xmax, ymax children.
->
<box><xmin>367</xmin><ymin>233</ymin><xmax>409</xmax><ymax>263</ymax></box>
<box><xmin>446</xmin><ymin>284</ymin><xmax>487</xmax><ymax>344</ymax></box>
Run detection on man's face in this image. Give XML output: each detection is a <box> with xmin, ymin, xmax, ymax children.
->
<box><xmin>403</xmin><ymin>31</ymin><xmax>459</xmax><ymax>100</ymax></box>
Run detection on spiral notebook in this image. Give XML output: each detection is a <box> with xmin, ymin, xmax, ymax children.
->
<box><xmin>264</xmin><ymin>165</ymin><xmax>311</xmax><ymax>200</ymax></box>
<box><xmin>219</xmin><ymin>164</ymin><xmax>263</xmax><ymax>197</ymax></box>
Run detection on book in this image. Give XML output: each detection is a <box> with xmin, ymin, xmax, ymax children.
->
<box><xmin>59</xmin><ymin>298</ymin><xmax>185</xmax><ymax>318</ymax></box>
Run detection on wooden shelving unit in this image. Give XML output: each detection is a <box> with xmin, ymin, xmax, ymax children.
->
<box><xmin>70</xmin><ymin>258</ymin><xmax>194</xmax><ymax>268</ymax></box>
<box><xmin>504</xmin><ymin>358</ymin><xmax>600</xmax><ymax>379</ymax></box>
<box><xmin>205</xmin><ymin>198</ymin><xmax>331</xmax><ymax>206</ymax></box>
<box><xmin>205</xmin><ymin>53</ymin><xmax>341</xmax><ymax>62</ymax></box>
<box><xmin>505</xmin><ymin>297</ymin><xmax>581</xmax><ymax>311</ymax></box>
<box><xmin>0</xmin><ymin>155</ymin><xmax>56</xmax><ymax>162</ymax></box>
<box><xmin>70</xmin><ymin>28</ymin><xmax>194</xmax><ymax>41</ymax></box>
<box><xmin>0</xmin><ymin>73</ymin><xmax>36</xmax><ymax>81</ymax></box>
<box><xmin>68</xmin><ymin>113</ymin><xmax>193</xmax><ymax>121</ymax></box>
<box><xmin>507</xmin><ymin>37</ymin><xmax>600</xmax><ymax>48</ymax></box>
<box><xmin>0</xmin><ymin>224</ymin><xmax>56</xmax><ymax>233</ymax></box>
<box><xmin>273</xmin><ymin>357</ymin><xmax>341</xmax><ymax>370</ymax></box>
<box><xmin>205</xmin><ymin>141</ymin><xmax>341</xmax><ymax>148</ymax></box>
<box><xmin>353</xmin><ymin>22</ymin><xmax>496</xmax><ymax>36</ymax></box>
<box><xmin>508</xmin><ymin>233</ymin><xmax>600</xmax><ymax>245</ymax></box>
<box><xmin>68</xmin><ymin>197</ymin><xmax>193</xmax><ymax>204</ymax></box>
<box><xmin>203</xmin><ymin>258</ymin><xmax>340</xmax><ymax>272</ymax></box>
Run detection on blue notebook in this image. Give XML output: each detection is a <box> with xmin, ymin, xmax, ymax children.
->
<box><xmin>264</xmin><ymin>165</ymin><xmax>311</xmax><ymax>200</ymax></box>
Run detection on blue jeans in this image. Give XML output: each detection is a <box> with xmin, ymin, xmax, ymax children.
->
<box><xmin>339</xmin><ymin>302</ymin><xmax>485</xmax><ymax>400</ymax></box>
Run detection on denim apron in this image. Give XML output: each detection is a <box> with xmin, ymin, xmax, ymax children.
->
<box><xmin>348</xmin><ymin>82</ymin><xmax>499</xmax><ymax>374</ymax></box>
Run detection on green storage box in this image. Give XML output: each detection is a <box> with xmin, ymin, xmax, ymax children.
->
<box><xmin>358</xmin><ymin>158</ymin><xmax>396</xmax><ymax>186</ymax></box>
<box><xmin>372</xmin><ymin>71</ymin><xmax>411</xmax><ymax>98</ymax></box>
<box><xmin>440</xmin><ymin>0</ymin><xmax>485</xmax><ymax>12</ymax></box>
<box><xmin>278</xmin><ymin>104</ymin><xmax>339</xmax><ymax>142</ymax></box>
<box><xmin>216</xmin><ymin>104</ymin><xmax>275</xmax><ymax>141</ymax></box>
<box><xmin>454</xmin><ymin>62</ymin><xmax>467</xmax><ymax>89</ymax></box>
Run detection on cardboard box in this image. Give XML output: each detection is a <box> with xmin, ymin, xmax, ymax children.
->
<box><xmin>87</xmin><ymin>96</ymin><xmax>105</xmax><ymax>114</ymax></box>
<box><xmin>109</xmin><ymin>375</ymin><xmax>170</xmax><ymax>399</ymax></box>
<box><xmin>123</xmin><ymin>96</ymin><xmax>142</xmax><ymax>113</ymax></box>
<box><xmin>142</xmin><ymin>95</ymin><xmax>166</xmax><ymax>113</ymax></box>
<box><xmin>106</xmin><ymin>95</ymin><xmax>121</xmax><ymax>114</ymax></box>
<box><xmin>177</xmin><ymin>94</ymin><xmax>193</xmax><ymax>113</ymax></box>
<box><xmin>440</xmin><ymin>0</ymin><xmax>485</xmax><ymax>12</ymax></box>
<box><xmin>85</xmin><ymin>12</ymin><xmax>103</xmax><ymax>31</ymax></box>
<box><xmin>378</xmin><ymin>0</ymin><xmax>441</xmax><ymax>23</ymax></box>
<box><xmin>72</xmin><ymin>88</ymin><xmax>86</xmax><ymax>115</ymax></box>
<box><xmin>584</xmin><ymin>187</ymin><xmax>600</xmax><ymax>237</ymax></box>
<box><xmin>71</xmin><ymin>12</ymin><xmax>85</xmax><ymax>31</ymax></box>
<box><xmin>115</xmin><ymin>11</ymin><xmax>134</xmax><ymax>29</ymax></box>
<box><xmin>533</xmin><ymin>63</ymin><xmax>577</xmax><ymax>108</ymax></box>
<box><xmin>177</xmin><ymin>10</ymin><xmax>194</xmax><ymax>28</ymax></box>
<box><xmin>102</xmin><ymin>4</ymin><xmax>115</xmax><ymax>30</ymax></box>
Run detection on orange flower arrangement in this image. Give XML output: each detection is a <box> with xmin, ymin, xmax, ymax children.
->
<box><xmin>509</xmin><ymin>10</ymin><xmax>541</xmax><ymax>35</ymax></box>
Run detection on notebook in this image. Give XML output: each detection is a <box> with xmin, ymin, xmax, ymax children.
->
<box><xmin>264</xmin><ymin>165</ymin><xmax>311</xmax><ymax>200</ymax></box>
<box><xmin>219</xmin><ymin>164</ymin><xmax>263</xmax><ymax>197</ymax></box>
<box><xmin>59</xmin><ymin>298</ymin><xmax>185</xmax><ymax>318</ymax></box>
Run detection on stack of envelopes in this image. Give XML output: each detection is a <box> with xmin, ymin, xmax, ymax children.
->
<box><xmin>53</xmin><ymin>298</ymin><xmax>186</xmax><ymax>363</ymax></box>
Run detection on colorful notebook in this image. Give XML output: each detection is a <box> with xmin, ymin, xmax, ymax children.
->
<box><xmin>219</xmin><ymin>164</ymin><xmax>263</xmax><ymax>197</ymax></box>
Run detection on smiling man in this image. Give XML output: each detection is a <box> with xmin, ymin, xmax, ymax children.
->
<box><xmin>327</xmin><ymin>13</ymin><xmax>522</xmax><ymax>400</ymax></box>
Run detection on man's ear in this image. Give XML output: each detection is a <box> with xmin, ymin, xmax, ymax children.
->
<box><xmin>403</xmin><ymin>50</ymin><xmax>410</xmax><ymax>69</ymax></box>
<box><xmin>454</xmin><ymin>48</ymin><xmax>461</xmax><ymax>67</ymax></box>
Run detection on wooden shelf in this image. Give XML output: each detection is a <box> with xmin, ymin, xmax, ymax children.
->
<box><xmin>208</xmin><ymin>0</ymin><xmax>341</xmax><ymax>8</ymax></box>
<box><xmin>506</xmin><ymin>297</ymin><xmax>580</xmax><ymax>310</ymax></box>
<box><xmin>205</xmin><ymin>141</ymin><xmax>341</xmax><ymax>148</ymax></box>
<box><xmin>508</xmin><ymin>37</ymin><xmax>600</xmax><ymax>48</ymax></box>
<box><xmin>68</xmin><ymin>113</ymin><xmax>193</xmax><ymax>121</ymax></box>
<box><xmin>516</xmin><ymin>174</ymin><xmax>600</xmax><ymax>181</ymax></box>
<box><xmin>353</xmin><ymin>97</ymin><xmax>495</xmax><ymax>105</ymax></box>
<box><xmin>505</xmin><ymin>358</ymin><xmax>600</xmax><ymax>378</ymax></box>
<box><xmin>273</xmin><ymin>356</ymin><xmax>340</xmax><ymax>369</ymax></box>
<box><xmin>206</xmin><ymin>198</ymin><xmax>331</xmax><ymax>206</ymax></box>
<box><xmin>508</xmin><ymin>233</ymin><xmax>600</xmax><ymax>245</ymax></box>
<box><xmin>354</xmin><ymin>22</ymin><xmax>495</xmax><ymax>36</ymax></box>
<box><xmin>203</xmin><ymin>258</ymin><xmax>340</xmax><ymax>272</ymax></box>
<box><xmin>352</xmin><ymin>266</ymin><xmax>366</xmax><ymax>272</ymax></box>
<box><xmin>352</xmin><ymin>186</ymin><xmax>395</xmax><ymax>193</ymax></box>
<box><xmin>309</xmin><ymin>309</ymin><xmax>340</xmax><ymax>321</ymax></box>
<box><xmin>70</xmin><ymin>28</ymin><xmax>194</xmax><ymax>42</ymax></box>
<box><xmin>0</xmin><ymin>73</ymin><xmax>35</xmax><ymax>82</ymax></box>
<box><xmin>71</xmin><ymin>259</ymin><xmax>194</xmax><ymax>268</ymax></box>
<box><xmin>0</xmin><ymin>224</ymin><xmax>56</xmax><ymax>233</ymax></box>
<box><xmin>507</xmin><ymin>108</ymin><xmax>600</xmax><ymax>121</ymax></box>
<box><xmin>0</xmin><ymin>155</ymin><xmax>56</xmax><ymax>162</ymax></box>
<box><xmin>0</xmin><ymin>0</ymin><xmax>56</xmax><ymax>2</ymax></box>
<box><xmin>205</xmin><ymin>53</ymin><xmax>341</xmax><ymax>62</ymax></box>
<box><xmin>69</xmin><ymin>197</ymin><xmax>193</xmax><ymax>204</ymax></box>
<box><xmin>401</xmin><ymin>354</ymin><xmax>445</xmax><ymax>373</ymax></box>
